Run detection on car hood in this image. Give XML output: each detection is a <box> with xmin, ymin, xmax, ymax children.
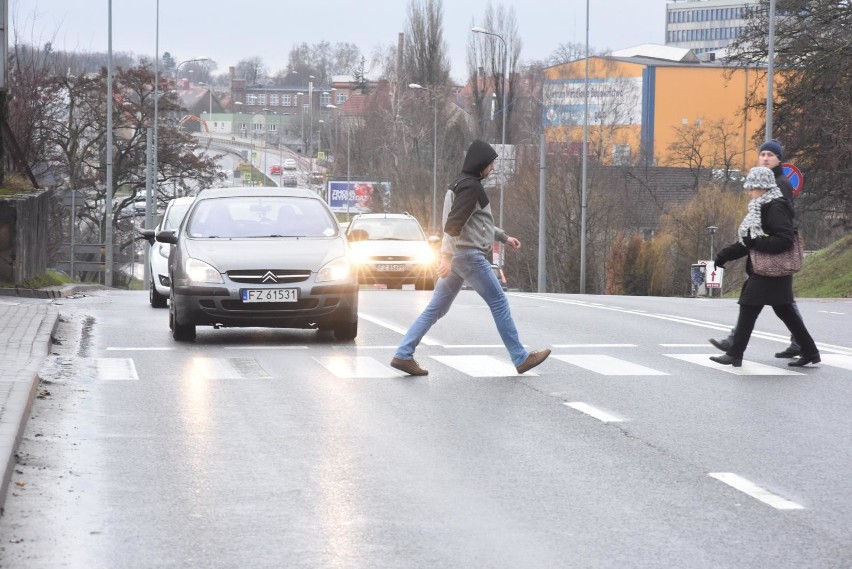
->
<box><xmin>185</xmin><ymin>237</ymin><xmax>345</xmax><ymax>271</ymax></box>
<box><xmin>350</xmin><ymin>240</ymin><xmax>431</xmax><ymax>256</ymax></box>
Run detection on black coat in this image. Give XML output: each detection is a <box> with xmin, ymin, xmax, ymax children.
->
<box><xmin>715</xmin><ymin>198</ymin><xmax>796</xmax><ymax>306</ymax></box>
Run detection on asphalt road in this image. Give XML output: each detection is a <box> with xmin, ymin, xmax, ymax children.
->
<box><xmin>1</xmin><ymin>289</ymin><xmax>851</xmax><ymax>568</ymax></box>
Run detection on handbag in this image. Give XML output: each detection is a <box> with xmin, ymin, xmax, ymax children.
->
<box><xmin>749</xmin><ymin>233</ymin><xmax>804</xmax><ymax>277</ymax></box>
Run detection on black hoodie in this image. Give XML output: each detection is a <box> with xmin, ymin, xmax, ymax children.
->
<box><xmin>440</xmin><ymin>140</ymin><xmax>507</xmax><ymax>259</ymax></box>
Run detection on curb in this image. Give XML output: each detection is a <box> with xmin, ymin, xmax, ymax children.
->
<box><xmin>0</xmin><ymin>283</ymin><xmax>105</xmax><ymax>299</ymax></box>
<box><xmin>0</xmin><ymin>307</ymin><xmax>60</xmax><ymax>514</ymax></box>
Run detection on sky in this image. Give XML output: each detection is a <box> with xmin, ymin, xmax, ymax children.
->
<box><xmin>15</xmin><ymin>0</ymin><xmax>669</xmax><ymax>83</ymax></box>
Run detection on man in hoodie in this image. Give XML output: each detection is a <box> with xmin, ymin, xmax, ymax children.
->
<box><xmin>390</xmin><ymin>140</ymin><xmax>551</xmax><ymax>376</ymax></box>
<box><xmin>709</xmin><ymin>139</ymin><xmax>803</xmax><ymax>358</ymax></box>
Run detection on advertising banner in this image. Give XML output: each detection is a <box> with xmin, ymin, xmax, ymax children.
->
<box><xmin>327</xmin><ymin>181</ymin><xmax>391</xmax><ymax>213</ymax></box>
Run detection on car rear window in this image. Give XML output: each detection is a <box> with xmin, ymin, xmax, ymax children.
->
<box><xmin>186</xmin><ymin>197</ymin><xmax>338</xmax><ymax>238</ymax></box>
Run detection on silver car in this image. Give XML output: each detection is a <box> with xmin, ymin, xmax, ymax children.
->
<box><xmin>140</xmin><ymin>196</ymin><xmax>195</xmax><ymax>308</ymax></box>
<box><xmin>156</xmin><ymin>187</ymin><xmax>359</xmax><ymax>341</ymax></box>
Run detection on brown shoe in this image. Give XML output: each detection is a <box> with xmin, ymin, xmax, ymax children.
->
<box><xmin>390</xmin><ymin>357</ymin><xmax>429</xmax><ymax>376</ymax></box>
<box><xmin>516</xmin><ymin>349</ymin><xmax>551</xmax><ymax>374</ymax></box>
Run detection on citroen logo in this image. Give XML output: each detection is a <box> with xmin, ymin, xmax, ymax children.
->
<box><xmin>261</xmin><ymin>271</ymin><xmax>278</xmax><ymax>283</ymax></box>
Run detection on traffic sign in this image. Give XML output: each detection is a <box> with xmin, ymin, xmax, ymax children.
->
<box><xmin>705</xmin><ymin>262</ymin><xmax>724</xmax><ymax>289</ymax></box>
<box><xmin>782</xmin><ymin>163</ymin><xmax>803</xmax><ymax>197</ymax></box>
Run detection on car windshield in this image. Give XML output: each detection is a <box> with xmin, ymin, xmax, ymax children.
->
<box><xmin>186</xmin><ymin>196</ymin><xmax>338</xmax><ymax>238</ymax></box>
<box><xmin>163</xmin><ymin>203</ymin><xmax>191</xmax><ymax>230</ymax></box>
<box><xmin>348</xmin><ymin>218</ymin><xmax>425</xmax><ymax>241</ymax></box>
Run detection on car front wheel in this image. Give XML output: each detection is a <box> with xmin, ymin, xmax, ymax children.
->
<box><xmin>150</xmin><ymin>277</ymin><xmax>168</xmax><ymax>308</ymax></box>
<box><xmin>169</xmin><ymin>288</ymin><xmax>196</xmax><ymax>341</ymax></box>
<box><xmin>333</xmin><ymin>318</ymin><xmax>358</xmax><ymax>341</ymax></box>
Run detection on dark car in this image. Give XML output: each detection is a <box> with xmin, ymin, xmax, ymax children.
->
<box><xmin>156</xmin><ymin>187</ymin><xmax>359</xmax><ymax>341</ymax></box>
<box><xmin>281</xmin><ymin>171</ymin><xmax>298</xmax><ymax>187</ymax></box>
<box><xmin>346</xmin><ymin>212</ymin><xmax>438</xmax><ymax>290</ymax></box>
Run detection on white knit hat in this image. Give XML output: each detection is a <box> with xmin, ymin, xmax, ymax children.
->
<box><xmin>743</xmin><ymin>166</ymin><xmax>778</xmax><ymax>190</ymax></box>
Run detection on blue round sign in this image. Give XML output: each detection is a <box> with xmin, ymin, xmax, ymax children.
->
<box><xmin>782</xmin><ymin>163</ymin><xmax>804</xmax><ymax>196</ymax></box>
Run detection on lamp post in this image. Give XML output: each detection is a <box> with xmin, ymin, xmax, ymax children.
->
<box><xmin>170</xmin><ymin>56</ymin><xmax>209</xmax><ymax>198</ymax></box>
<box><xmin>296</xmin><ymin>92</ymin><xmax>305</xmax><ymax>153</ymax></box>
<box><xmin>409</xmin><ymin>83</ymin><xmax>439</xmax><ymax>234</ymax></box>
<box><xmin>317</xmin><ymin>119</ymin><xmax>324</xmax><ymax>158</ymax></box>
<box><xmin>325</xmin><ymin>104</ymin><xmax>339</xmax><ymax>158</ymax></box>
<box><xmin>708</xmin><ymin>226</ymin><xmax>718</xmax><ymax>261</ymax></box>
<box><xmin>308</xmin><ymin>75</ymin><xmax>315</xmax><ymax>158</ymax></box>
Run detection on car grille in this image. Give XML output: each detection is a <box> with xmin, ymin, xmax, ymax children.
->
<box><xmin>227</xmin><ymin>269</ymin><xmax>311</xmax><ymax>284</ymax></box>
<box><xmin>368</xmin><ymin>256</ymin><xmax>413</xmax><ymax>262</ymax></box>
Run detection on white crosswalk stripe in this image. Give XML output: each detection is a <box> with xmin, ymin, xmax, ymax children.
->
<box><xmin>313</xmin><ymin>356</ymin><xmax>406</xmax><ymax>378</ymax></box>
<box><xmin>665</xmin><ymin>354</ymin><xmax>803</xmax><ymax>376</ymax></box>
<box><xmin>553</xmin><ymin>354</ymin><xmax>668</xmax><ymax>376</ymax></box>
<box><xmin>819</xmin><ymin>354</ymin><xmax>852</xmax><ymax>371</ymax></box>
<box><xmin>182</xmin><ymin>357</ymin><xmax>272</xmax><ymax>379</ymax></box>
<box><xmin>430</xmin><ymin>355</ymin><xmax>527</xmax><ymax>377</ymax></box>
<box><xmin>96</xmin><ymin>358</ymin><xmax>139</xmax><ymax>380</ymax></box>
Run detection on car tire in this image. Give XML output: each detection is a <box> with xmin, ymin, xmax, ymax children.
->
<box><xmin>169</xmin><ymin>288</ymin><xmax>196</xmax><ymax>341</ymax></box>
<box><xmin>150</xmin><ymin>277</ymin><xmax>168</xmax><ymax>308</ymax></box>
<box><xmin>333</xmin><ymin>318</ymin><xmax>358</xmax><ymax>341</ymax></box>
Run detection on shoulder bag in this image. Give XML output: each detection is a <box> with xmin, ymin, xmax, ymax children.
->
<box><xmin>749</xmin><ymin>233</ymin><xmax>804</xmax><ymax>277</ymax></box>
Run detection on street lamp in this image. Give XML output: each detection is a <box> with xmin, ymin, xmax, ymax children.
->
<box><xmin>296</xmin><ymin>92</ymin><xmax>305</xmax><ymax>153</ymax></box>
<box><xmin>317</xmin><ymin>119</ymin><xmax>325</xmax><ymax>158</ymax></box>
<box><xmin>308</xmin><ymin>75</ymin><xmax>315</xmax><ymax>159</ymax></box>
<box><xmin>409</xmin><ymin>83</ymin><xmax>439</xmax><ymax>234</ymax></box>
<box><xmin>471</xmin><ymin>27</ymin><xmax>508</xmax><ymax>232</ymax></box>
<box><xmin>325</xmin><ymin>104</ymin><xmax>339</xmax><ymax>157</ymax></box>
<box><xmin>708</xmin><ymin>226</ymin><xmax>718</xmax><ymax>260</ymax></box>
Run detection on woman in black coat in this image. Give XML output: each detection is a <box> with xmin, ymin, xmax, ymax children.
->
<box><xmin>710</xmin><ymin>166</ymin><xmax>819</xmax><ymax>367</ymax></box>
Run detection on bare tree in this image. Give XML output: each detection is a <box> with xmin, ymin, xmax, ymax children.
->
<box><xmin>403</xmin><ymin>0</ymin><xmax>451</xmax><ymax>87</ymax></box>
<box><xmin>235</xmin><ymin>57</ymin><xmax>266</xmax><ymax>85</ymax></box>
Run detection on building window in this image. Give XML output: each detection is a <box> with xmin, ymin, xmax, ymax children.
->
<box><xmin>258</xmin><ymin>94</ymin><xmax>267</xmax><ymax>105</ymax></box>
<box><xmin>254</xmin><ymin>123</ymin><xmax>262</xmax><ymax>131</ymax></box>
<box><xmin>283</xmin><ymin>94</ymin><xmax>291</xmax><ymax>106</ymax></box>
<box><xmin>303</xmin><ymin>103</ymin><xmax>309</xmax><ymax>112</ymax></box>
<box><xmin>336</xmin><ymin>92</ymin><xmax>347</xmax><ymax>104</ymax></box>
<box><xmin>268</xmin><ymin>124</ymin><xmax>276</xmax><ymax>132</ymax></box>
<box><xmin>240</xmin><ymin>123</ymin><xmax>247</xmax><ymax>131</ymax></box>
<box><xmin>320</xmin><ymin>92</ymin><xmax>331</xmax><ymax>106</ymax></box>
<box><xmin>247</xmin><ymin>94</ymin><xmax>257</xmax><ymax>105</ymax></box>
<box><xmin>270</xmin><ymin>94</ymin><xmax>279</xmax><ymax>105</ymax></box>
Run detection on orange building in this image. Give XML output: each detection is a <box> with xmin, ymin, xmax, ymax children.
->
<box><xmin>543</xmin><ymin>47</ymin><xmax>770</xmax><ymax>170</ymax></box>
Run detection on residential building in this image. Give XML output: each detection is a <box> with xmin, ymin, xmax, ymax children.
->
<box><xmin>665</xmin><ymin>0</ymin><xmax>758</xmax><ymax>57</ymax></box>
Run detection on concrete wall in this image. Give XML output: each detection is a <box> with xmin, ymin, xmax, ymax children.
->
<box><xmin>0</xmin><ymin>191</ymin><xmax>50</xmax><ymax>284</ymax></box>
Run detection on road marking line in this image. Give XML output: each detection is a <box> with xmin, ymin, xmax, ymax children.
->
<box><xmin>184</xmin><ymin>357</ymin><xmax>271</xmax><ymax>379</ymax></box>
<box><xmin>660</xmin><ymin>344</ymin><xmax>710</xmax><ymax>347</ymax></box>
<box><xmin>552</xmin><ymin>344</ymin><xmax>637</xmax><ymax>348</ymax></box>
<box><xmin>553</xmin><ymin>355</ymin><xmax>668</xmax><ymax>376</ymax></box>
<box><xmin>96</xmin><ymin>358</ymin><xmax>139</xmax><ymax>380</ymax></box>
<box><xmin>820</xmin><ymin>354</ymin><xmax>852</xmax><ymax>371</ymax></box>
<box><xmin>313</xmin><ymin>356</ymin><xmax>405</xmax><ymax>378</ymax></box>
<box><xmin>223</xmin><ymin>346</ymin><xmax>308</xmax><ymax>350</ymax></box>
<box><xmin>359</xmin><ymin>312</ymin><xmax>441</xmax><ymax>345</ymax></box>
<box><xmin>665</xmin><ymin>354</ymin><xmax>803</xmax><ymax>376</ymax></box>
<box><xmin>106</xmin><ymin>347</ymin><xmax>174</xmax><ymax>351</ymax></box>
<box><xmin>508</xmin><ymin>293</ymin><xmax>852</xmax><ymax>355</ymax></box>
<box><xmin>709</xmin><ymin>472</ymin><xmax>804</xmax><ymax>510</ymax></box>
<box><xmin>444</xmin><ymin>344</ymin><xmax>513</xmax><ymax>349</ymax></box>
<box><xmin>564</xmin><ymin>402</ymin><xmax>623</xmax><ymax>423</ymax></box>
<box><xmin>430</xmin><ymin>355</ymin><xmax>528</xmax><ymax>377</ymax></box>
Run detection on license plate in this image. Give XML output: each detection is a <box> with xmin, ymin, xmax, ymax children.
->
<box><xmin>376</xmin><ymin>264</ymin><xmax>406</xmax><ymax>272</ymax></box>
<box><xmin>241</xmin><ymin>288</ymin><xmax>299</xmax><ymax>303</ymax></box>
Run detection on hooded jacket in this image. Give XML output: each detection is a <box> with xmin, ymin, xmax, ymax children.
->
<box><xmin>440</xmin><ymin>140</ymin><xmax>508</xmax><ymax>260</ymax></box>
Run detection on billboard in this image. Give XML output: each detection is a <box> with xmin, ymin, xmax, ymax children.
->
<box><xmin>327</xmin><ymin>181</ymin><xmax>391</xmax><ymax>213</ymax></box>
<box><xmin>543</xmin><ymin>77</ymin><xmax>643</xmax><ymax>127</ymax></box>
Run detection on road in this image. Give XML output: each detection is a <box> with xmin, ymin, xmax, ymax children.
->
<box><xmin>2</xmin><ymin>290</ymin><xmax>851</xmax><ymax>568</ymax></box>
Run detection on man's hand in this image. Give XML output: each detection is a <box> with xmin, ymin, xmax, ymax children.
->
<box><xmin>436</xmin><ymin>259</ymin><xmax>451</xmax><ymax>278</ymax></box>
<box><xmin>505</xmin><ymin>236</ymin><xmax>521</xmax><ymax>250</ymax></box>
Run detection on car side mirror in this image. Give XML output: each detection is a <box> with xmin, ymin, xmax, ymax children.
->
<box><xmin>139</xmin><ymin>228</ymin><xmax>156</xmax><ymax>245</ymax></box>
<box><xmin>156</xmin><ymin>229</ymin><xmax>178</xmax><ymax>244</ymax></box>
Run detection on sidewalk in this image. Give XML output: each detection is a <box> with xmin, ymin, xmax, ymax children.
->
<box><xmin>0</xmin><ymin>285</ymin><xmax>91</xmax><ymax>512</ymax></box>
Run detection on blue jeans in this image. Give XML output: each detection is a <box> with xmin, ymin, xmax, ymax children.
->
<box><xmin>394</xmin><ymin>248</ymin><xmax>529</xmax><ymax>366</ymax></box>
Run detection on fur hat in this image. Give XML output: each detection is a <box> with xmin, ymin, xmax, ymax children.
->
<box><xmin>743</xmin><ymin>166</ymin><xmax>778</xmax><ymax>190</ymax></box>
<box><xmin>759</xmin><ymin>139</ymin><xmax>783</xmax><ymax>160</ymax></box>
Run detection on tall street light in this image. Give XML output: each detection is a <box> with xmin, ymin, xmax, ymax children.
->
<box><xmin>409</xmin><ymin>83</ymin><xmax>439</xmax><ymax>234</ymax></box>
<box><xmin>167</xmin><ymin>56</ymin><xmax>209</xmax><ymax>198</ymax></box>
<box><xmin>308</xmin><ymin>75</ymin><xmax>315</xmax><ymax>159</ymax></box>
<box><xmin>471</xmin><ymin>27</ymin><xmax>509</xmax><ymax>235</ymax></box>
<box><xmin>325</xmin><ymin>104</ymin><xmax>339</xmax><ymax>159</ymax></box>
<box><xmin>296</xmin><ymin>92</ymin><xmax>305</xmax><ymax>153</ymax></box>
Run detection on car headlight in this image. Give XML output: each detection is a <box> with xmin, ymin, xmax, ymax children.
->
<box><xmin>316</xmin><ymin>257</ymin><xmax>352</xmax><ymax>282</ymax></box>
<box><xmin>185</xmin><ymin>258</ymin><xmax>224</xmax><ymax>284</ymax></box>
<box><xmin>349</xmin><ymin>248</ymin><xmax>370</xmax><ymax>265</ymax></box>
<box><xmin>157</xmin><ymin>243</ymin><xmax>170</xmax><ymax>259</ymax></box>
<box><xmin>415</xmin><ymin>247</ymin><xmax>435</xmax><ymax>265</ymax></box>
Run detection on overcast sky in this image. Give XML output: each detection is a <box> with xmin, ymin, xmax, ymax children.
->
<box><xmin>15</xmin><ymin>0</ymin><xmax>669</xmax><ymax>82</ymax></box>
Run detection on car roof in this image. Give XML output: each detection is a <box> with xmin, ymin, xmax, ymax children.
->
<box><xmin>195</xmin><ymin>187</ymin><xmax>318</xmax><ymax>200</ymax></box>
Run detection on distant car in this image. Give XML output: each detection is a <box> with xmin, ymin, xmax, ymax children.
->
<box><xmin>308</xmin><ymin>171</ymin><xmax>324</xmax><ymax>185</ymax></box>
<box><xmin>281</xmin><ymin>171</ymin><xmax>298</xmax><ymax>187</ymax></box>
<box><xmin>139</xmin><ymin>197</ymin><xmax>195</xmax><ymax>307</ymax></box>
<box><xmin>346</xmin><ymin>212</ymin><xmax>438</xmax><ymax>290</ymax></box>
<box><xmin>283</xmin><ymin>158</ymin><xmax>298</xmax><ymax>170</ymax></box>
<box><xmin>269</xmin><ymin>164</ymin><xmax>282</xmax><ymax>175</ymax></box>
<box><xmin>155</xmin><ymin>187</ymin><xmax>359</xmax><ymax>341</ymax></box>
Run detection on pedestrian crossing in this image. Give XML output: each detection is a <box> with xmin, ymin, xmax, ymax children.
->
<box><xmin>90</xmin><ymin>350</ymin><xmax>852</xmax><ymax>380</ymax></box>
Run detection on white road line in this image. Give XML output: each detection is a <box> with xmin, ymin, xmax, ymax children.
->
<box><xmin>444</xmin><ymin>344</ymin><xmax>512</xmax><ymax>349</ymax></box>
<box><xmin>106</xmin><ymin>347</ymin><xmax>174</xmax><ymax>351</ymax></box>
<box><xmin>564</xmin><ymin>402</ymin><xmax>623</xmax><ymax>423</ymax></box>
<box><xmin>709</xmin><ymin>473</ymin><xmax>804</xmax><ymax>510</ymax></box>
<box><xmin>553</xmin><ymin>355</ymin><xmax>668</xmax><ymax>376</ymax></box>
<box><xmin>508</xmin><ymin>293</ymin><xmax>852</xmax><ymax>356</ymax></box>
<box><xmin>665</xmin><ymin>354</ymin><xmax>803</xmax><ymax>376</ymax></box>
<box><xmin>430</xmin><ymin>355</ymin><xmax>528</xmax><ymax>377</ymax></box>
<box><xmin>552</xmin><ymin>344</ymin><xmax>637</xmax><ymax>348</ymax></box>
<box><xmin>660</xmin><ymin>344</ymin><xmax>710</xmax><ymax>347</ymax></box>
<box><xmin>820</xmin><ymin>354</ymin><xmax>852</xmax><ymax>371</ymax></box>
<box><xmin>223</xmin><ymin>346</ymin><xmax>308</xmax><ymax>350</ymax></box>
<box><xmin>313</xmin><ymin>356</ymin><xmax>405</xmax><ymax>378</ymax></box>
<box><xmin>184</xmin><ymin>358</ymin><xmax>271</xmax><ymax>379</ymax></box>
<box><xmin>96</xmin><ymin>358</ymin><xmax>139</xmax><ymax>380</ymax></box>
<box><xmin>358</xmin><ymin>312</ymin><xmax>441</xmax><ymax>345</ymax></box>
